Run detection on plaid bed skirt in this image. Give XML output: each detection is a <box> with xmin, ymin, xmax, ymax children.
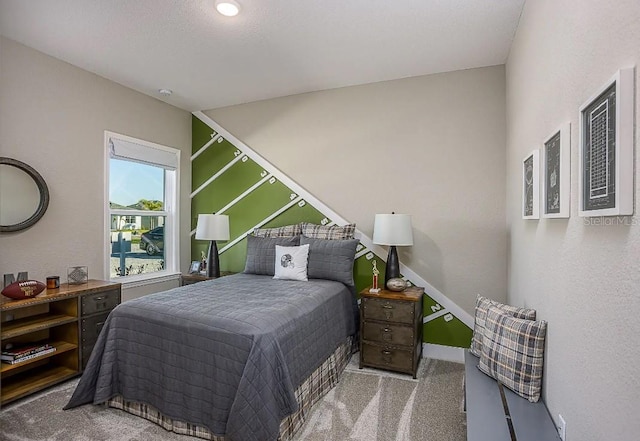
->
<box><xmin>107</xmin><ymin>336</ymin><xmax>355</xmax><ymax>440</ymax></box>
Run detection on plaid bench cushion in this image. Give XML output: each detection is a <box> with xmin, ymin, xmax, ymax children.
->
<box><xmin>470</xmin><ymin>295</ymin><xmax>536</xmax><ymax>357</ymax></box>
<box><xmin>478</xmin><ymin>305</ymin><xmax>547</xmax><ymax>402</ymax></box>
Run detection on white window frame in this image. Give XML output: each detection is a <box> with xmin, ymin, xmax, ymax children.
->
<box><xmin>104</xmin><ymin>131</ymin><xmax>180</xmax><ymax>286</ymax></box>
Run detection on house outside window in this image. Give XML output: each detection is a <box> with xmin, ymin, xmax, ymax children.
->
<box><xmin>105</xmin><ymin>132</ymin><xmax>180</xmax><ymax>282</ymax></box>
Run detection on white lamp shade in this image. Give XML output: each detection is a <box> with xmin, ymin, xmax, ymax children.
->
<box><xmin>195</xmin><ymin>214</ymin><xmax>230</xmax><ymax>241</ymax></box>
<box><xmin>372</xmin><ymin>213</ymin><xmax>413</xmax><ymax>246</ymax></box>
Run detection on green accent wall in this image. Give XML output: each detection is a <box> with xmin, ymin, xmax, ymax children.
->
<box><xmin>191</xmin><ymin>114</ymin><xmax>472</xmax><ymax>348</ymax></box>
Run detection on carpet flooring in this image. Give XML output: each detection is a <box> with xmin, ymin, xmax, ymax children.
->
<box><xmin>0</xmin><ymin>356</ymin><xmax>466</xmax><ymax>441</ymax></box>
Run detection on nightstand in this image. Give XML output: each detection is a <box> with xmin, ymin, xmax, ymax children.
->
<box><xmin>359</xmin><ymin>285</ymin><xmax>424</xmax><ymax>378</ymax></box>
<box><xmin>180</xmin><ymin>272</ymin><xmax>235</xmax><ymax>286</ymax></box>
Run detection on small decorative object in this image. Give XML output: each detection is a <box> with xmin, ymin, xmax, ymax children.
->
<box><xmin>3</xmin><ymin>273</ymin><xmax>15</xmax><ymax>289</ymax></box>
<box><xmin>195</xmin><ymin>214</ymin><xmax>230</xmax><ymax>278</ymax></box>
<box><xmin>542</xmin><ymin>123</ymin><xmax>571</xmax><ymax>218</ymax></box>
<box><xmin>522</xmin><ymin>150</ymin><xmax>540</xmax><ymax>219</ymax></box>
<box><xmin>1</xmin><ymin>280</ymin><xmax>46</xmax><ymax>300</ymax></box>
<box><xmin>200</xmin><ymin>250</ymin><xmax>207</xmax><ymax>272</ymax></box>
<box><xmin>579</xmin><ymin>68</ymin><xmax>634</xmax><ymax>217</ymax></box>
<box><xmin>46</xmin><ymin>276</ymin><xmax>60</xmax><ymax>289</ymax></box>
<box><xmin>386</xmin><ymin>277</ymin><xmax>408</xmax><ymax>292</ymax></box>
<box><xmin>67</xmin><ymin>266</ymin><xmax>88</xmax><ymax>285</ymax></box>
<box><xmin>189</xmin><ymin>261</ymin><xmax>201</xmax><ymax>274</ymax></box>
<box><xmin>370</xmin><ymin>260</ymin><xmax>380</xmax><ymax>293</ymax></box>
<box><xmin>372</xmin><ymin>213</ymin><xmax>414</xmax><ymax>287</ymax></box>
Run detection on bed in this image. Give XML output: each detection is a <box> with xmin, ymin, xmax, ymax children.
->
<box><xmin>65</xmin><ymin>273</ymin><xmax>357</xmax><ymax>441</ymax></box>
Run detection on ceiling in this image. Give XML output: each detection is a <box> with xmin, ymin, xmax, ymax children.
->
<box><xmin>0</xmin><ymin>0</ymin><xmax>525</xmax><ymax>111</ymax></box>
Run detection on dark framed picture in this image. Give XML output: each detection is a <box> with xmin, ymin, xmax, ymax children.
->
<box><xmin>522</xmin><ymin>150</ymin><xmax>540</xmax><ymax>220</ymax></box>
<box><xmin>542</xmin><ymin>122</ymin><xmax>570</xmax><ymax>218</ymax></box>
<box><xmin>579</xmin><ymin>68</ymin><xmax>634</xmax><ymax>217</ymax></box>
<box><xmin>189</xmin><ymin>261</ymin><xmax>201</xmax><ymax>274</ymax></box>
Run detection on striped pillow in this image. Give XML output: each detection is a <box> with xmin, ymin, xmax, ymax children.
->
<box><xmin>478</xmin><ymin>305</ymin><xmax>547</xmax><ymax>402</ymax></box>
<box><xmin>300</xmin><ymin>222</ymin><xmax>356</xmax><ymax>240</ymax></box>
<box><xmin>253</xmin><ymin>224</ymin><xmax>302</xmax><ymax>238</ymax></box>
<box><xmin>469</xmin><ymin>295</ymin><xmax>536</xmax><ymax>357</ymax></box>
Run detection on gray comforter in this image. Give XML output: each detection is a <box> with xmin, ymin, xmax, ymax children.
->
<box><xmin>65</xmin><ymin>274</ymin><xmax>356</xmax><ymax>441</ymax></box>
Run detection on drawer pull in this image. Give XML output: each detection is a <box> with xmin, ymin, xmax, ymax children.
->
<box><xmin>93</xmin><ymin>296</ymin><xmax>105</xmax><ymax>301</ymax></box>
<box><xmin>381</xmin><ymin>328</ymin><xmax>393</xmax><ymax>341</ymax></box>
<box><xmin>381</xmin><ymin>350</ymin><xmax>393</xmax><ymax>364</ymax></box>
<box><xmin>382</xmin><ymin>304</ymin><xmax>394</xmax><ymax>309</ymax></box>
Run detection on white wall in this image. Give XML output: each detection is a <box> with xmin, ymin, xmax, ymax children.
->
<box><xmin>506</xmin><ymin>1</ymin><xmax>640</xmax><ymax>440</ymax></box>
<box><xmin>205</xmin><ymin>65</ymin><xmax>507</xmax><ymax>316</ymax></box>
<box><xmin>0</xmin><ymin>37</ymin><xmax>191</xmax><ymax>299</ymax></box>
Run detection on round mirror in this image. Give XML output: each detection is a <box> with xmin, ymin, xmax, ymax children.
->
<box><xmin>0</xmin><ymin>157</ymin><xmax>50</xmax><ymax>233</ymax></box>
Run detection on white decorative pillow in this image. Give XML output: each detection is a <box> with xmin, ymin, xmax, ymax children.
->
<box><xmin>273</xmin><ymin>244</ymin><xmax>310</xmax><ymax>281</ymax></box>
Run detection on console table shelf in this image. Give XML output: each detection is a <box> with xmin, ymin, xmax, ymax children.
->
<box><xmin>1</xmin><ymin>314</ymin><xmax>78</xmax><ymax>339</ymax></box>
<box><xmin>0</xmin><ymin>341</ymin><xmax>78</xmax><ymax>374</ymax></box>
<box><xmin>1</xmin><ymin>365</ymin><xmax>78</xmax><ymax>404</ymax></box>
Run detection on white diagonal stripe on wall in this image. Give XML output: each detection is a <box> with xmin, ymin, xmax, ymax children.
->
<box><xmin>190</xmin><ymin>153</ymin><xmax>245</xmax><ymax>198</ymax></box>
<box><xmin>218</xmin><ymin>196</ymin><xmax>304</xmax><ymax>253</ymax></box>
<box><xmin>423</xmin><ymin>308</ymin><xmax>450</xmax><ymax>324</ymax></box>
<box><xmin>189</xmin><ymin>174</ymin><xmax>273</xmax><ymax>237</ymax></box>
<box><xmin>190</xmin><ymin>133</ymin><xmax>220</xmax><ymax>161</ymax></box>
<box><xmin>216</xmin><ymin>174</ymin><xmax>272</xmax><ymax>215</ymax></box>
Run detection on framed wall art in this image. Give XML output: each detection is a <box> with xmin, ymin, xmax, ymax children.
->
<box><xmin>542</xmin><ymin>122</ymin><xmax>571</xmax><ymax>218</ymax></box>
<box><xmin>578</xmin><ymin>68</ymin><xmax>635</xmax><ymax>217</ymax></box>
<box><xmin>522</xmin><ymin>150</ymin><xmax>540</xmax><ymax>219</ymax></box>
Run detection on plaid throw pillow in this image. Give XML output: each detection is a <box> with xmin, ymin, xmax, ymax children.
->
<box><xmin>300</xmin><ymin>222</ymin><xmax>356</xmax><ymax>240</ymax></box>
<box><xmin>478</xmin><ymin>305</ymin><xmax>547</xmax><ymax>402</ymax></box>
<box><xmin>253</xmin><ymin>224</ymin><xmax>302</xmax><ymax>238</ymax></box>
<box><xmin>469</xmin><ymin>295</ymin><xmax>536</xmax><ymax>357</ymax></box>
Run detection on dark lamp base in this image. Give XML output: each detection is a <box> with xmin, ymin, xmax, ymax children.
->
<box><xmin>206</xmin><ymin>240</ymin><xmax>220</xmax><ymax>278</ymax></box>
<box><xmin>384</xmin><ymin>245</ymin><xmax>400</xmax><ymax>287</ymax></box>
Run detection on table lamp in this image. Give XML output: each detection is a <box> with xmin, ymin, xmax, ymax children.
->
<box><xmin>373</xmin><ymin>213</ymin><xmax>413</xmax><ymax>287</ymax></box>
<box><xmin>195</xmin><ymin>214</ymin><xmax>230</xmax><ymax>277</ymax></box>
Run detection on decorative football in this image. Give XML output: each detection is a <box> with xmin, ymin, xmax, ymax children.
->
<box><xmin>1</xmin><ymin>280</ymin><xmax>46</xmax><ymax>300</ymax></box>
<box><xmin>386</xmin><ymin>278</ymin><xmax>408</xmax><ymax>292</ymax></box>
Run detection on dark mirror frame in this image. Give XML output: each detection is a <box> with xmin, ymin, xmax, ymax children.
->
<box><xmin>0</xmin><ymin>157</ymin><xmax>50</xmax><ymax>233</ymax></box>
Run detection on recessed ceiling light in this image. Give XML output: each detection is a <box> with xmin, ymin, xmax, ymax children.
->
<box><xmin>216</xmin><ymin>1</ymin><xmax>240</xmax><ymax>17</ymax></box>
<box><xmin>158</xmin><ymin>89</ymin><xmax>172</xmax><ymax>97</ymax></box>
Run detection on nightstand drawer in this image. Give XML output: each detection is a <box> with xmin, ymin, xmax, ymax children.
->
<box><xmin>81</xmin><ymin>289</ymin><xmax>120</xmax><ymax>316</ymax></box>
<box><xmin>362</xmin><ymin>297</ymin><xmax>415</xmax><ymax>325</ymax></box>
<box><xmin>362</xmin><ymin>321</ymin><xmax>415</xmax><ymax>346</ymax></box>
<box><xmin>361</xmin><ymin>342</ymin><xmax>414</xmax><ymax>372</ymax></box>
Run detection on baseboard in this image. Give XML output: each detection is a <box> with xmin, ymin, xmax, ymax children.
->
<box><xmin>422</xmin><ymin>343</ymin><xmax>465</xmax><ymax>363</ymax></box>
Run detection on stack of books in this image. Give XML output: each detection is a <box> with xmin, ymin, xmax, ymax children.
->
<box><xmin>1</xmin><ymin>342</ymin><xmax>56</xmax><ymax>365</ymax></box>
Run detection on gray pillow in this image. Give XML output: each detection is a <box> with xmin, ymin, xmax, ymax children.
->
<box><xmin>244</xmin><ymin>235</ymin><xmax>300</xmax><ymax>276</ymax></box>
<box><xmin>300</xmin><ymin>236</ymin><xmax>359</xmax><ymax>286</ymax></box>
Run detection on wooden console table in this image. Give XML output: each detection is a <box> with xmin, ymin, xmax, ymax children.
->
<box><xmin>0</xmin><ymin>280</ymin><xmax>121</xmax><ymax>407</ymax></box>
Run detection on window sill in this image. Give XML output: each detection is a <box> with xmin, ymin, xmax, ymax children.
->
<box><xmin>111</xmin><ymin>271</ymin><xmax>181</xmax><ymax>289</ymax></box>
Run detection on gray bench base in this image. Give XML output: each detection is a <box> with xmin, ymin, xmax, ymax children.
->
<box><xmin>464</xmin><ymin>350</ymin><xmax>560</xmax><ymax>441</ymax></box>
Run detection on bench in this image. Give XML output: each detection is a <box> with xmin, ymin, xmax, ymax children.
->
<box><xmin>464</xmin><ymin>350</ymin><xmax>561</xmax><ymax>441</ymax></box>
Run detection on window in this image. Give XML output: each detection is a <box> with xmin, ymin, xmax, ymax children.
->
<box><xmin>105</xmin><ymin>132</ymin><xmax>180</xmax><ymax>282</ymax></box>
